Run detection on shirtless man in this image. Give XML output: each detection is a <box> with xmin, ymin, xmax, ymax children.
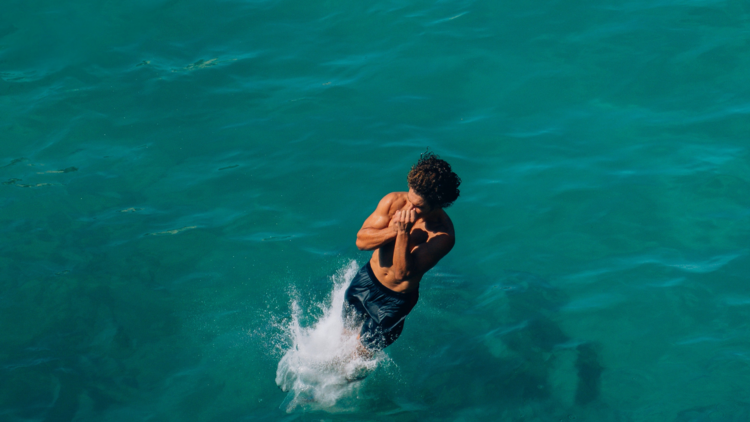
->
<box><xmin>342</xmin><ymin>152</ymin><xmax>461</xmax><ymax>355</ymax></box>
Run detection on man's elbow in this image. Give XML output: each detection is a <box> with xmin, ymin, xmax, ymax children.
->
<box><xmin>355</xmin><ymin>236</ymin><xmax>370</xmax><ymax>251</ymax></box>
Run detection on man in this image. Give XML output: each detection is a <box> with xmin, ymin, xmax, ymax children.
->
<box><xmin>342</xmin><ymin>152</ymin><xmax>461</xmax><ymax>355</ymax></box>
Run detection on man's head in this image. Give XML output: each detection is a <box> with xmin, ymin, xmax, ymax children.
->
<box><xmin>407</xmin><ymin>151</ymin><xmax>461</xmax><ymax>215</ymax></box>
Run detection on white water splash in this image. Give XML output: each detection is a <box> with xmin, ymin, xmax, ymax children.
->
<box><xmin>275</xmin><ymin>260</ymin><xmax>384</xmax><ymax>412</ymax></box>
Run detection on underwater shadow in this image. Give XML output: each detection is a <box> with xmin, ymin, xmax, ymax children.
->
<box><xmin>400</xmin><ymin>270</ymin><xmax>608</xmax><ymax>419</ymax></box>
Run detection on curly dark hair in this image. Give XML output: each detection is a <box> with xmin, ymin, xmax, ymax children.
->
<box><xmin>407</xmin><ymin>151</ymin><xmax>461</xmax><ymax>208</ymax></box>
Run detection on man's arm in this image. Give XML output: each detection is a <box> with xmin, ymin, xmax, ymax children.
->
<box><xmin>355</xmin><ymin>193</ymin><xmax>400</xmax><ymax>251</ymax></box>
<box><xmin>391</xmin><ymin>210</ymin><xmax>455</xmax><ymax>282</ymax></box>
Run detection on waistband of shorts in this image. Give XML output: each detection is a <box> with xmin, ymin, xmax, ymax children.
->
<box><xmin>364</xmin><ymin>261</ymin><xmax>419</xmax><ymax>300</ymax></box>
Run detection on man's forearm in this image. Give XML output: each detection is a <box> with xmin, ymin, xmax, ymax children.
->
<box><xmin>356</xmin><ymin>227</ymin><xmax>397</xmax><ymax>250</ymax></box>
<box><xmin>391</xmin><ymin>230</ymin><xmax>412</xmax><ymax>281</ymax></box>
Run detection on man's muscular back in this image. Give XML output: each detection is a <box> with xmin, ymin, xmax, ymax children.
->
<box><xmin>356</xmin><ymin>191</ymin><xmax>455</xmax><ymax>293</ymax></box>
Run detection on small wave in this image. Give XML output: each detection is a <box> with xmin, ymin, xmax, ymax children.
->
<box><xmin>275</xmin><ymin>260</ymin><xmax>384</xmax><ymax>413</ymax></box>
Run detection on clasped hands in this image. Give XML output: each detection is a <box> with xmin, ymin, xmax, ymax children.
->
<box><xmin>390</xmin><ymin>208</ymin><xmax>416</xmax><ymax>233</ymax></box>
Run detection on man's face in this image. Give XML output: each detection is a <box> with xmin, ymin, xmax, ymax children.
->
<box><xmin>407</xmin><ymin>187</ymin><xmax>433</xmax><ymax>216</ymax></box>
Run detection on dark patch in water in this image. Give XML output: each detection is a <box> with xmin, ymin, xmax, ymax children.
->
<box><xmin>575</xmin><ymin>343</ymin><xmax>603</xmax><ymax>405</ymax></box>
<box><xmin>456</xmin><ymin>271</ymin><xmax>606</xmax><ymax>411</ymax></box>
<box><xmin>218</xmin><ymin>165</ymin><xmax>239</xmax><ymax>171</ymax></box>
<box><xmin>2</xmin><ymin>158</ymin><xmax>26</xmax><ymax>168</ymax></box>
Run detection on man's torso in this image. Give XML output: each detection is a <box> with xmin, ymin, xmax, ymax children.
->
<box><xmin>369</xmin><ymin>192</ymin><xmax>455</xmax><ymax>293</ymax></box>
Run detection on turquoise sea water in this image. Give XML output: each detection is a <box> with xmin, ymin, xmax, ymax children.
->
<box><xmin>2</xmin><ymin>0</ymin><xmax>750</xmax><ymax>420</ymax></box>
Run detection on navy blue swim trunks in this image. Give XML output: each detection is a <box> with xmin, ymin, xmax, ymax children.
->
<box><xmin>342</xmin><ymin>262</ymin><xmax>419</xmax><ymax>351</ymax></box>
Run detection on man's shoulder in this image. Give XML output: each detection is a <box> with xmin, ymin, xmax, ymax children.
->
<box><xmin>433</xmin><ymin>212</ymin><xmax>456</xmax><ymax>254</ymax></box>
<box><xmin>416</xmin><ymin>212</ymin><xmax>455</xmax><ymax>258</ymax></box>
<box><xmin>433</xmin><ymin>210</ymin><xmax>455</xmax><ymax>238</ymax></box>
<box><xmin>378</xmin><ymin>192</ymin><xmax>408</xmax><ymax>209</ymax></box>
<box><xmin>382</xmin><ymin>191</ymin><xmax>408</xmax><ymax>201</ymax></box>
